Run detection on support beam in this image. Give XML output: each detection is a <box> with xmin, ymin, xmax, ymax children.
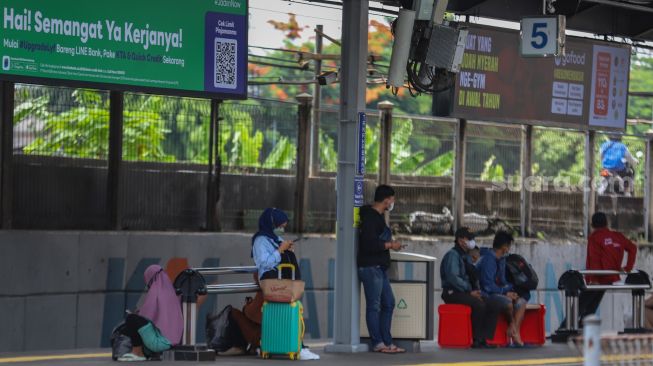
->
<box><xmin>206</xmin><ymin>99</ymin><xmax>222</xmax><ymax>231</ymax></box>
<box><xmin>378</xmin><ymin>101</ymin><xmax>394</xmax><ymax>186</ymax></box>
<box><xmin>294</xmin><ymin>93</ymin><xmax>313</xmax><ymax>233</ymax></box>
<box><xmin>0</xmin><ymin>81</ymin><xmax>14</xmax><ymax>229</ymax></box>
<box><xmin>520</xmin><ymin>125</ymin><xmax>533</xmax><ymax>237</ymax></box>
<box><xmin>325</xmin><ymin>0</ymin><xmax>368</xmax><ymax>354</ymax></box>
<box><xmin>107</xmin><ymin>91</ymin><xmax>124</xmax><ymax>230</ymax></box>
<box><xmin>310</xmin><ymin>25</ymin><xmax>323</xmax><ymax>177</ymax></box>
<box><xmin>645</xmin><ymin>132</ymin><xmax>653</xmax><ymax>242</ymax></box>
<box><xmin>452</xmin><ymin>119</ymin><xmax>467</xmax><ymax>231</ymax></box>
<box><xmin>583</xmin><ymin>130</ymin><xmax>596</xmax><ymax>238</ymax></box>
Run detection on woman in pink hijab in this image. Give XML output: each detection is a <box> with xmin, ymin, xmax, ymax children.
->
<box><xmin>117</xmin><ymin>264</ymin><xmax>184</xmax><ymax>362</ymax></box>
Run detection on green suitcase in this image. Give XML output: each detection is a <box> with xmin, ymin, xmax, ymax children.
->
<box><xmin>260</xmin><ymin>301</ymin><xmax>304</xmax><ymax>360</ymax></box>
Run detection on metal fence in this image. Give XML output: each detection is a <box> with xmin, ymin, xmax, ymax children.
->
<box><xmin>220</xmin><ymin>100</ymin><xmax>299</xmax><ymax>173</ymax></box>
<box><xmin>7</xmin><ymin>83</ymin><xmax>652</xmax><ymax>238</ymax></box>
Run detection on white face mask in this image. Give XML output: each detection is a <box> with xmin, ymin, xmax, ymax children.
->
<box><xmin>466</xmin><ymin>239</ymin><xmax>476</xmax><ymax>250</ymax></box>
<box><xmin>388</xmin><ymin>202</ymin><xmax>395</xmax><ymax>212</ymax></box>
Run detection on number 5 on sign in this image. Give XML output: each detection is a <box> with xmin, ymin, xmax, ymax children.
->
<box><xmin>520</xmin><ymin>16</ymin><xmax>566</xmax><ymax>57</ymax></box>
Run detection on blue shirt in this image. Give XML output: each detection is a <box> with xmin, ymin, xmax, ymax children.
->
<box><xmin>601</xmin><ymin>141</ymin><xmax>627</xmax><ymax>170</ymax></box>
<box><xmin>476</xmin><ymin>248</ymin><xmax>512</xmax><ymax>297</ymax></box>
<box><xmin>252</xmin><ymin>235</ymin><xmax>282</xmax><ymax>280</ymax></box>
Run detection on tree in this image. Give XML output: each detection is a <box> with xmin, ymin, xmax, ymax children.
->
<box><xmin>15</xmin><ymin>88</ymin><xmax>173</xmax><ymax>161</ymax></box>
<box><xmin>628</xmin><ymin>53</ymin><xmax>653</xmax><ymax>121</ymax></box>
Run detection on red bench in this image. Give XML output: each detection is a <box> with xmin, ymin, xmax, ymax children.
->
<box><xmin>438</xmin><ymin>303</ymin><xmax>546</xmax><ymax>348</ymax></box>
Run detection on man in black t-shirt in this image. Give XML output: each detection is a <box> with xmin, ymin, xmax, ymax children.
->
<box><xmin>357</xmin><ymin>185</ymin><xmax>405</xmax><ymax>354</ymax></box>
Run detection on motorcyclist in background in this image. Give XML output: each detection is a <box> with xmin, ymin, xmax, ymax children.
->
<box><xmin>600</xmin><ymin>134</ymin><xmax>638</xmax><ymax>196</ymax></box>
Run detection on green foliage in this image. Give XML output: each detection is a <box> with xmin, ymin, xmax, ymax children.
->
<box><xmin>264</xmin><ymin>136</ymin><xmax>296</xmax><ymax>169</ymax></box>
<box><xmin>629</xmin><ymin>53</ymin><xmax>653</xmax><ymax>120</ymax></box>
<box><xmin>18</xmin><ymin>89</ymin><xmax>172</xmax><ymax>161</ymax></box>
<box><xmin>391</xmin><ymin>119</ymin><xmax>425</xmax><ymax>172</ymax></box>
<box><xmin>318</xmin><ymin>133</ymin><xmax>337</xmax><ymax>171</ymax></box>
<box><xmin>365</xmin><ymin>124</ymin><xmax>379</xmax><ymax>173</ymax></box>
<box><xmin>480</xmin><ymin>155</ymin><xmax>505</xmax><ymax>182</ymax></box>
<box><xmin>415</xmin><ymin>151</ymin><xmax>454</xmax><ymax>176</ymax></box>
<box><xmin>533</xmin><ymin>129</ymin><xmax>585</xmax><ymax>184</ymax></box>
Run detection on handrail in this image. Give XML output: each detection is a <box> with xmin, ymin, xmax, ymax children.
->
<box><xmin>193</xmin><ymin>266</ymin><xmax>257</xmax><ymax>276</ymax></box>
<box><xmin>205</xmin><ymin>283</ymin><xmax>260</xmax><ymax>294</ymax></box>
<box><xmin>552</xmin><ymin>268</ymin><xmax>651</xmax><ymax>342</ymax></box>
<box><xmin>578</xmin><ymin>270</ymin><xmax>637</xmax><ymax>275</ymax></box>
<box><xmin>175</xmin><ymin>266</ymin><xmax>261</xmax><ymax>347</ymax></box>
<box><xmin>585</xmin><ymin>284</ymin><xmax>651</xmax><ymax>291</ymax></box>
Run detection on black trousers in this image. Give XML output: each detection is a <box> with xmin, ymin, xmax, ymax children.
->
<box><xmin>558</xmin><ymin>290</ymin><xmax>605</xmax><ymax>330</ymax></box>
<box><xmin>442</xmin><ymin>290</ymin><xmax>502</xmax><ymax>342</ymax></box>
<box><xmin>122</xmin><ymin>314</ymin><xmax>150</xmax><ymax>347</ymax></box>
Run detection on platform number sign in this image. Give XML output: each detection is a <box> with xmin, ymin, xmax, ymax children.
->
<box><xmin>520</xmin><ymin>16</ymin><xmax>566</xmax><ymax>57</ymax></box>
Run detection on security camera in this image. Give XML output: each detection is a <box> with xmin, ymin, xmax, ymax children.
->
<box><xmin>546</xmin><ymin>0</ymin><xmax>556</xmax><ymax>14</ymax></box>
<box><xmin>317</xmin><ymin>71</ymin><xmax>338</xmax><ymax>85</ymax></box>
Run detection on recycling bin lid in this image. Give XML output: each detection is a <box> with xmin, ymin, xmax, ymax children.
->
<box><xmin>390</xmin><ymin>252</ymin><xmax>437</xmax><ymax>262</ymax></box>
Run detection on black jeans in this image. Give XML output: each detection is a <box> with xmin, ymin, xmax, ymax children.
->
<box><xmin>558</xmin><ymin>290</ymin><xmax>605</xmax><ymax>330</ymax></box>
<box><xmin>122</xmin><ymin>314</ymin><xmax>150</xmax><ymax>347</ymax></box>
<box><xmin>442</xmin><ymin>290</ymin><xmax>502</xmax><ymax>342</ymax></box>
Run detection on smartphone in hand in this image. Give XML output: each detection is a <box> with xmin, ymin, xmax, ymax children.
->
<box><xmin>293</xmin><ymin>237</ymin><xmax>303</xmax><ymax>243</ymax></box>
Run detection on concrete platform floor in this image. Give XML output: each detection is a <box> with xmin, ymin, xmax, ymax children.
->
<box><xmin>0</xmin><ymin>341</ymin><xmax>590</xmax><ymax>366</ymax></box>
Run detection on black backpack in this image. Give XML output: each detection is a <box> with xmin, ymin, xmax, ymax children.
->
<box><xmin>505</xmin><ymin>254</ymin><xmax>539</xmax><ymax>291</ymax></box>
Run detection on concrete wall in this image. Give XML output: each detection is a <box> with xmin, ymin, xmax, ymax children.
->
<box><xmin>1</xmin><ymin>230</ymin><xmax>651</xmax><ymax>352</ymax></box>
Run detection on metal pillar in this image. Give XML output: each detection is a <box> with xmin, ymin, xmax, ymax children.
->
<box><xmin>583</xmin><ymin>315</ymin><xmax>601</xmax><ymax>366</ymax></box>
<box><xmin>325</xmin><ymin>0</ymin><xmax>369</xmax><ymax>353</ymax></box>
<box><xmin>294</xmin><ymin>93</ymin><xmax>313</xmax><ymax>233</ymax></box>
<box><xmin>206</xmin><ymin>99</ymin><xmax>222</xmax><ymax>231</ymax></box>
<box><xmin>310</xmin><ymin>25</ymin><xmax>324</xmax><ymax>177</ymax></box>
<box><xmin>645</xmin><ymin>132</ymin><xmax>653</xmax><ymax>242</ymax></box>
<box><xmin>107</xmin><ymin>91</ymin><xmax>124</xmax><ymax>230</ymax></box>
<box><xmin>520</xmin><ymin>125</ymin><xmax>533</xmax><ymax>237</ymax></box>
<box><xmin>583</xmin><ymin>130</ymin><xmax>596</xmax><ymax>238</ymax></box>
<box><xmin>0</xmin><ymin>81</ymin><xmax>14</xmax><ymax>229</ymax></box>
<box><xmin>452</xmin><ymin>119</ymin><xmax>467</xmax><ymax>231</ymax></box>
<box><xmin>378</xmin><ymin>101</ymin><xmax>394</xmax><ymax>186</ymax></box>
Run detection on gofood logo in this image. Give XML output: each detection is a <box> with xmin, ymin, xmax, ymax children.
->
<box><xmin>555</xmin><ymin>51</ymin><xmax>587</xmax><ymax>67</ymax></box>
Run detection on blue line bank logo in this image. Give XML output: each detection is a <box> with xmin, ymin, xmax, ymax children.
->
<box><xmin>2</xmin><ymin>56</ymin><xmax>10</xmax><ymax>71</ymax></box>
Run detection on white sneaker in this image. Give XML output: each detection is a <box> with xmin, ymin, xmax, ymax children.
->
<box><xmin>117</xmin><ymin>353</ymin><xmax>147</xmax><ymax>362</ymax></box>
<box><xmin>299</xmin><ymin>348</ymin><xmax>320</xmax><ymax>360</ymax></box>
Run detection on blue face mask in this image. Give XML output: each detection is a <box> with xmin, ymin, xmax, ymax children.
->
<box><xmin>274</xmin><ymin>227</ymin><xmax>285</xmax><ymax>236</ymax></box>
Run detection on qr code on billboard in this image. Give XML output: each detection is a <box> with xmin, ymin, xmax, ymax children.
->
<box><xmin>214</xmin><ymin>38</ymin><xmax>237</xmax><ymax>89</ymax></box>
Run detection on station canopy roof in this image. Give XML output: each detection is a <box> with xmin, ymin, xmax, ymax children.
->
<box><xmin>379</xmin><ymin>0</ymin><xmax>653</xmax><ymax>44</ymax></box>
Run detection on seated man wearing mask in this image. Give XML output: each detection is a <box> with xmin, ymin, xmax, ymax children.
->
<box><xmin>476</xmin><ymin>231</ymin><xmax>526</xmax><ymax>346</ymax></box>
<box><xmin>440</xmin><ymin>227</ymin><xmax>501</xmax><ymax>348</ymax></box>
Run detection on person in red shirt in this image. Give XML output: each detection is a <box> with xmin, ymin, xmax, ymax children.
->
<box><xmin>558</xmin><ymin>212</ymin><xmax>637</xmax><ymax>331</ymax></box>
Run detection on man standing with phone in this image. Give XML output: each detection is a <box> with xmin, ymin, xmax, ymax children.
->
<box><xmin>358</xmin><ymin>185</ymin><xmax>405</xmax><ymax>354</ymax></box>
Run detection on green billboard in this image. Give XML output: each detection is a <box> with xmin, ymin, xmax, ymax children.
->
<box><xmin>0</xmin><ymin>0</ymin><xmax>248</xmax><ymax>98</ymax></box>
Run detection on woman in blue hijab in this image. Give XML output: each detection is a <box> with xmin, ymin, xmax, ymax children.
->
<box><xmin>230</xmin><ymin>208</ymin><xmax>317</xmax><ymax>359</ymax></box>
<box><xmin>251</xmin><ymin>207</ymin><xmax>301</xmax><ymax>280</ymax></box>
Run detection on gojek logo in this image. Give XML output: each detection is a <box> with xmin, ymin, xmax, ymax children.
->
<box><xmin>2</xmin><ymin>56</ymin><xmax>9</xmax><ymax>71</ymax></box>
<box><xmin>397</xmin><ymin>299</ymin><xmax>408</xmax><ymax>310</ymax></box>
<box><xmin>554</xmin><ymin>51</ymin><xmax>587</xmax><ymax>67</ymax></box>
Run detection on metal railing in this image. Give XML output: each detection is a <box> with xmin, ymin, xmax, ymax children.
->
<box><xmin>552</xmin><ymin>269</ymin><xmax>652</xmax><ymax>343</ymax></box>
<box><xmin>173</xmin><ymin>266</ymin><xmax>260</xmax><ymax>347</ymax></box>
